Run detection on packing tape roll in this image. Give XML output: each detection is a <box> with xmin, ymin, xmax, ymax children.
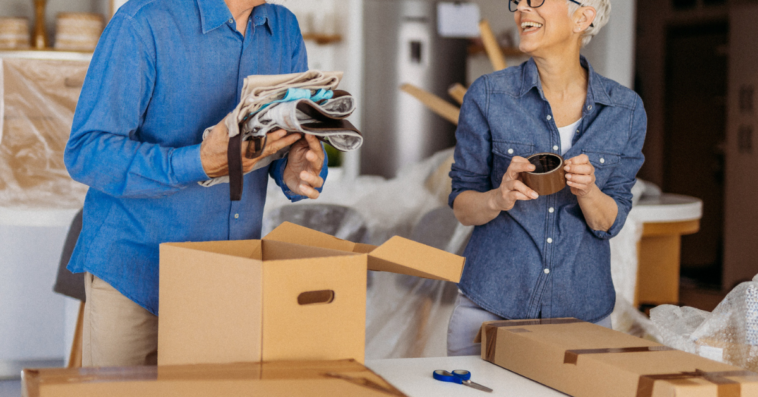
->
<box><xmin>636</xmin><ymin>370</ymin><xmax>758</xmax><ymax>397</ymax></box>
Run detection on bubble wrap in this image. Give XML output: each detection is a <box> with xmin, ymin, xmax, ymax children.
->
<box><xmin>651</xmin><ymin>274</ymin><xmax>758</xmax><ymax>371</ymax></box>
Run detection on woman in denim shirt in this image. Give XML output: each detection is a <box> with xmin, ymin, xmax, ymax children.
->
<box><xmin>447</xmin><ymin>0</ymin><xmax>646</xmax><ymax>356</ymax></box>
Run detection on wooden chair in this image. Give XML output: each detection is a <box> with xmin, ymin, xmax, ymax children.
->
<box><xmin>52</xmin><ymin>209</ymin><xmax>85</xmax><ymax>368</ymax></box>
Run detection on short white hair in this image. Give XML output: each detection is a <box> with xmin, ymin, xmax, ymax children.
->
<box><xmin>568</xmin><ymin>0</ymin><xmax>611</xmax><ymax>47</ymax></box>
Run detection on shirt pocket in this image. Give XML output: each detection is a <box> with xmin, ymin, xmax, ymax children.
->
<box><xmin>582</xmin><ymin>149</ymin><xmax>621</xmax><ymax>188</ymax></box>
<box><xmin>492</xmin><ymin>140</ymin><xmax>535</xmax><ymax>185</ymax></box>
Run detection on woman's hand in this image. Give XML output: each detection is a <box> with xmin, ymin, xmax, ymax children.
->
<box><xmin>283</xmin><ymin>134</ymin><xmax>325</xmax><ymax>199</ymax></box>
<box><xmin>489</xmin><ymin>156</ymin><xmax>540</xmax><ymax>212</ymax></box>
<box><xmin>201</xmin><ymin>118</ymin><xmax>301</xmax><ymax>178</ymax></box>
<box><xmin>564</xmin><ymin>154</ymin><xmax>598</xmax><ymax>198</ymax></box>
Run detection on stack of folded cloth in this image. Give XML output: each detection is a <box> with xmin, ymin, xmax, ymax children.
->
<box><xmin>200</xmin><ymin>70</ymin><xmax>362</xmax><ymax>200</ymax></box>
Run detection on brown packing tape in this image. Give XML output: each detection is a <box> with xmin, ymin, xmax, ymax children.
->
<box><xmin>482</xmin><ymin>318</ymin><xmax>584</xmax><ymax>362</ymax></box>
<box><xmin>564</xmin><ymin>346</ymin><xmax>675</xmax><ymax>365</ymax></box>
<box><xmin>636</xmin><ymin>370</ymin><xmax>758</xmax><ymax>397</ymax></box>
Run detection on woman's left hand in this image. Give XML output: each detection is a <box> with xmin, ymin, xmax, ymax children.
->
<box><xmin>564</xmin><ymin>154</ymin><xmax>597</xmax><ymax>198</ymax></box>
<box><xmin>283</xmin><ymin>134</ymin><xmax>325</xmax><ymax>199</ymax></box>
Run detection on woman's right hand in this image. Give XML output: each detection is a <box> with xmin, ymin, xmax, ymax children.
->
<box><xmin>489</xmin><ymin>156</ymin><xmax>540</xmax><ymax>211</ymax></box>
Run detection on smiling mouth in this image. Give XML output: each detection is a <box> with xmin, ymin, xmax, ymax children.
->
<box><xmin>521</xmin><ymin>21</ymin><xmax>543</xmax><ymax>33</ymax></box>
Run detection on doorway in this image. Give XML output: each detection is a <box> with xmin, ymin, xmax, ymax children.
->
<box><xmin>663</xmin><ymin>22</ymin><xmax>728</xmax><ymax>287</ymax></box>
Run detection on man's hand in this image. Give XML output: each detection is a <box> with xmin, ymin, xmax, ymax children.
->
<box><xmin>488</xmin><ymin>156</ymin><xmax>539</xmax><ymax>212</ymax></box>
<box><xmin>564</xmin><ymin>154</ymin><xmax>598</xmax><ymax>198</ymax></box>
<box><xmin>283</xmin><ymin>134</ymin><xmax>325</xmax><ymax>199</ymax></box>
<box><xmin>200</xmin><ymin>117</ymin><xmax>301</xmax><ymax>178</ymax></box>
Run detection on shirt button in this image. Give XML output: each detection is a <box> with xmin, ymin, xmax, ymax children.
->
<box><xmin>553</xmin><ymin>145</ymin><xmax>559</xmax><ymax>151</ymax></box>
<box><xmin>587</xmin><ymin>105</ymin><xmax>593</xmax><ymax>110</ymax></box>
<box><xmin>234</xmin><ymin>214</ymin><xmax>240</xmax><ymax>219</ymax></box>
<box><xmin>549</xmin><ymin>207</ymin><xmax>555</xmax><ymax>213</ymax></box>
<box><xmin>600</xmin><ymin>158</ymin><xmax>605</xmax><ymax>164</ymax></box>
<box><xmin>544</xmin><ymin>269</ymin><xmax>551</xmax><ymax>275</ymax></box>
<box><xmin>547</xmin><ymin>115</ymin><xmax>552</xmax><ymax>121</ymax></box>
<box><xmin>508</xmin><ymin>148</ymin><xmax>514</xmax><ymax>155</ymax></box>
<box><xmin>547</xmin><ymin>238</ymin><xmax>553</xmax><ymax>244</ymax></box>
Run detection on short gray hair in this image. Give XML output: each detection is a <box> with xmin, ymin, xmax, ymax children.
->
<box><xmin>568</xmin><ymin>0</ymin><xmax>611</xmax><ymax>47</ymax></box>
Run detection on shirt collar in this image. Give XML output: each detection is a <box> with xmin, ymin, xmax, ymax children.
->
<box><xmin>197</xmin><ymin>0</ymin><xmax>273</xmax><ymax>34</ymax></box>
<box><xmin>519</xmin><ymin>55</ymin><xmax>613</xmax><ymax>108</ymax></box>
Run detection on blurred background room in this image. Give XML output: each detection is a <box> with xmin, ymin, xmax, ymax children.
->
<box><xmin>1</xmin><ymin>0</ymin><xmax>757</xmax><ymax>394</ymax></box>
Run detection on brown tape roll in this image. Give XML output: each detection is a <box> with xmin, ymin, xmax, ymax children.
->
<box><xmin>522</xmin><ymin>153</ymin><xmax>566</xmax><ymax>196</ymax></box>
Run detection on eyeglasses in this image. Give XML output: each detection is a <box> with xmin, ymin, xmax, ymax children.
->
<box><xmin>509</xmin><ymin>0</ymin><xmax>594</xmax><ymax>27</ymax></box>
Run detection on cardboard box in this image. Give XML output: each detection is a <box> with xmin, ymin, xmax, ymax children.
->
<box><xmin>159</xmin><ymin>222</ymin><xmax>465</xmax><ymax>366</ymax></box>
<box><xmin>477</xmin><ymin>318</ymin><xmax>758</xmax><ymax>397</ymax></box>
<box><xmin>22</xmin><ymin>359</ymin><xmax>407</xmax><ymax>397</ymax></box>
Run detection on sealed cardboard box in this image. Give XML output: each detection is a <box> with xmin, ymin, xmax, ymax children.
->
<box><xmin>477</xmin><ymin>318</ymin><xmax>758</xmax><ymax>397</ymax></box>
<box><xmin>22</xmin><ymin>359</ymin><xmax>407</xmax><ymax>397</ymax></box>
<box><xmin>159</xmin><ymin>222</ymin><xmax>464</xmax><ymax>366</ymax></box>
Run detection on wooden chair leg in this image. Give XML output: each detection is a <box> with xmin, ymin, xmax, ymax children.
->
<box><xmin>67</xmin><ymin>300</ymin><xmax>85</xmax><ymax>368</ymax></box>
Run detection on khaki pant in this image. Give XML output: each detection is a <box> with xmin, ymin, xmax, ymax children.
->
<box><xmin>82</xmin><ymin>273</ymin><xmax>158</xmax><ymax>367</ymax></box>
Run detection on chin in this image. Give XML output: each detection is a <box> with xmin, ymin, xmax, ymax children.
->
<box><xmin>519</xmin><ymin>40</ymin><xmax>540</xmax><ymax>55</ymax></box>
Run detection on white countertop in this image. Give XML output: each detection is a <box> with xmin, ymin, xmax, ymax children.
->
<box><xmin>630</xmin><ymin>193</ymin><xmax>703</xmax><ymax>223</ymax></box>
<box><xmin>366</xmin><ymin>356</ymin><xmax>566</xmax><ymax>397</ymax></box>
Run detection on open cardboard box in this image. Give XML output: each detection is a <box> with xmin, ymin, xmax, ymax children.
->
<box><xmin>22</xmin><ymin>359</ymin><xmax>407</xmax><ymax>397</ymax></box>
<box><xmin>158</xmin><ymin>222</ymin><xmax>465</xmax><ymax>366</ymax></box>
<box><xmin>477</xmin><ymin>318</ymin><xmax>758</xmax><ymax>397</ymax></box>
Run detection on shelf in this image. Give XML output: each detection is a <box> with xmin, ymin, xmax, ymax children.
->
<box><xmin>467</xmin><ymin>44</ymin><xmax>524</xmax><ymax>57</ymax></box>
<box><xmin>302</xmin><ymin>33</ymin><xmax>342</xmax><ymax>45</ymax></box>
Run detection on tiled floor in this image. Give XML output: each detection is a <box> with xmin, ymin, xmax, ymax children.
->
<box><xmin>0</xmin><ymin>380</ymin><xmax>21</xmax><ymax>397</ymax></box>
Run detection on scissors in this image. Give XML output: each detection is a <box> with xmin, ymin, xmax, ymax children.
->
<box><xmin>433</xmin><ymin>369</ymin><xmax>493</xmax><ymax>393</ymax></box>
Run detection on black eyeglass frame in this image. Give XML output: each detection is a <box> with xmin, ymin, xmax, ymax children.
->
<box><xmin>509</xmin><ymin>0</ymin><xmax>596</xmax><ymax>27</ymax></box>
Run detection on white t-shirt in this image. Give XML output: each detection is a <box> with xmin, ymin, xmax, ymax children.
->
<box><xmin>558</xmin><ymin>119</ymin><xmax>582</xmax><ymax>155</ymax></box>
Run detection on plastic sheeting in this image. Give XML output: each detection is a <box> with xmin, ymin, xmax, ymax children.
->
<box><xmin>264</xmin><ymin>148</ymin><xmax>656</xmax><ymax>358</ymax></box>
<box><xmin>651</xmin><ymin>275</ymin><xmax>758</xmax><ymax>371</ymax></box>
<box><xmin>0</xmin><ymin>58</ymin><xmax>89</xmax><ymax>209</ymax></box>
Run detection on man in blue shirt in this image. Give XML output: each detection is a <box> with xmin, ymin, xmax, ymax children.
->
<box><xmin>64</xmin><ymin>0</ymin><xmax>327</xmax><ymax>367</ymax></box>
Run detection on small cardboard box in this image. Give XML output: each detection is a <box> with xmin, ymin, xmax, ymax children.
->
<box><xmin>477</xmin><ymin>318</ymin><xmax>758</xmax><ymax>397</ymax></box>
<box><xmin>159</xmin><ymin>222</ymin><xmax>464</xmax><ymax>366</ymax></box>
<box><xmin>22</xmin><ymin>359</ymin><xmax>407</xmax><ymax>397</ymax></box>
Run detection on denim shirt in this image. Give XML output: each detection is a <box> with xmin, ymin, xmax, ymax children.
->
<box><xmin>64</xmin><ymin>0</ymin><xmax>327</xmax><ymax>315</ymax></box>
<box><xmin>449</xmin><ymin>57</ymin><xmax>646</xmax><ymax>322</ymax></box>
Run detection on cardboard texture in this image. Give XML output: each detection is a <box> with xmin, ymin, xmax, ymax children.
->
<box><xmin>22</xmin><ymin>359</ymin><xmax>407</xmax><ymax>397</ymax></box>
<box><xmin>477</xmin><ymin>319</ymin><xmax>758</xmax><ymax>397</ymax></box>
<box><xmin>159</xmin><ymin>222</ymin><xmax>465</xmax><ymax>366</ymax></box>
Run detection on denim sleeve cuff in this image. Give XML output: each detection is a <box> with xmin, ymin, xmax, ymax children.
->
<box><xmin>591</xmin><ymin>198</ymin><xmax>629</xmax><ymax>240</ymax></box>
<box><xmin>172</xmin><ymin>144</ymin><xmax>209</xmax><ymax>185</ymax></box>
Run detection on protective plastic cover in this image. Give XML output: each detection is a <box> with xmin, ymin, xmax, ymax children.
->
<box><xmin>652</xmin><ymin>274</ymin><xmax>758</xmax><ymax>371</ymax></box>
<box><xmin>0</xmin><ymin>58</ymin><xmax>89</xmax><ymax>209</ymax></box>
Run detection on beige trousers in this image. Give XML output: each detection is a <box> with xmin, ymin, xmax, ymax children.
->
<box><xmin>82</xmin><ymin>273</ymin><xmax>158</xmax><ymax>367</ymax></box>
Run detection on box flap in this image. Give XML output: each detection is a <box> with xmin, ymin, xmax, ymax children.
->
<box><xmin>23</xmin><ymin>360</ymin><xmax>407</xmax><ymax>397</ymax></box>
<box><xmin>368</xmin><ymin>237</ymin><xmax>465</xmax><ymax>283</ymax></box>
<box><xmin>264</xmin><ymin>223</ymin><xmax>465</xmax><ymax>282</ymax></box>
<box><xmin>263</xmin><ymin>222</ymin><xmax>356</xmax><ymax>252</ymax></box>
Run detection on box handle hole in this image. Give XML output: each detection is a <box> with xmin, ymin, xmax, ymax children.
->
<box><xmin>298</xmin><ymin>290</ymin><xmax>335</xmax><ymax>305</ymax></box>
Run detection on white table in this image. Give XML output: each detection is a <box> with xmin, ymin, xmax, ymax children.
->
<box><xmin>366</xmin><ymin>356</ymin><xmax>566</xmax><ymax>397</ymax></box>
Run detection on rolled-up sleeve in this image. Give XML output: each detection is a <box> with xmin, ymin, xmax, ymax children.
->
<box><xmin>592</xmin><ymin>95</ymin><xmax>647</xmax><ymax>239</ymax></box>
<box><xmin>64</xmin><ymin>14</ymin><xmax>209</xmax><ymax>199</ymax></box>
<box><xmin>449</xmin><ymin>76</ymin><xmax>493</xmax><ymax>209</ymax></box>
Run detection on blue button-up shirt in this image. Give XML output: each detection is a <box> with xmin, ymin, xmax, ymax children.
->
<box><xmin>65</xmin><ymin>0</ymin><xmax>327</xmax><ymax>315</ymax></box>
<box><xmin>450</xmin><ymin>57</ymin><xmax>646</xmax><ymax>322</ymax></box>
